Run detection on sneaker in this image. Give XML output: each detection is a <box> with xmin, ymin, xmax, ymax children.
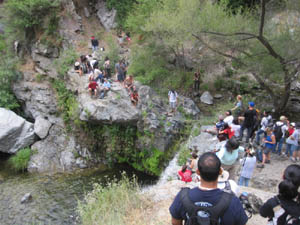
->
<box><xmin>291</xmin><ymin>157</ymin><xmax>296</xmax><ymax>162</ymax></box>
<box><xmin>257</xmin><ymin>164</ymin><xmax>265</xmax><ymax>168</ymax></box>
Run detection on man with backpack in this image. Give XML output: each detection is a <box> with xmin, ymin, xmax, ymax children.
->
<box><xmin>273</xmin><ymin>116</ymin><xmax>288</xmax><ymax>155</ymax></box>
<box><xmin>169</xmin><ymin>152</ymin><xmax>248</xmax><ymax>225</ymax></box>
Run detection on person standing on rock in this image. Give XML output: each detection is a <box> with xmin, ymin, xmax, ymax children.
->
<box><xmin>193</xmin><ymin>69</ymin><xmax>201</xmax><ymax>92</ymax></box>
<box><xmin>238</xmin><ymin>147</ymin><xmax>256</xmax><ymax>187</ymax></box>
<box><xmin>103</xmin><ymin>56</ymin><xmax>111</xmax><ymax>79</ymax></box>
<box><xmin>168</xmin><ymin>89</ymin><xmax>178</xmax><ymax>115</ymax></box>
<box><xmin>273</xmin><ymin>116</ymin><xmax>288</xmax><ymax>155</ymax></box>
<box><xmin>257</xmin><ymin>126</ymin><xmax>275</xmax><ymax>168</ymax></box>
<box><xmin>239</xmin><ymin>101</ymin><xmax>257</xmax><ymax>143</ymax></box>
<box><xmin>231</xmin><ymin>95</ymin><xmax>243</xmax><ymax>117</ymax></box>
<box><xmin>286</xmin><ymin>122</ymin><xmax>300</xmax><ymax>162</ymax></box>
<box><xmin>169</xmin><ymin>152</ymin><xmax>248</xmax><ymax>225</ymax></box>
<box><xmin>91</xmin><ymin>36</ymin><xmax>99</xmax><ymax>52</ymax></box>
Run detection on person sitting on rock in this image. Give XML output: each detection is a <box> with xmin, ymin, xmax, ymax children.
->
<box><xmin>130</xmin><ymin>89</ymin><xmax>139</xmax><ymax>106</ymax></box>
<box><xmin>124</xmin><ymin>75</ymin><xmax>134</xmax><ymax>93</ymax></box>
<box><xmin>204</xmin><ymin>115</ymin><xmax>225</xmax><ymax>135</ymax></box>
<box><xmin>93</xmin><ymin>65</ymin><xmax>104</xmax><ymax>84</ymax></box>
<box><xmin>99</xmin><ymin>78</ymin><xmax>111</xmax><ymax>99</ymax></box>
<box><xmin>218</xmin><ymin>123</ymin><xmax>235</xmax><ymax>142</ymax></box>
<box><xmin>74</xmin><ymin>61</ymin><xmax>80</xmax><ymax>74</ymax></box>
<box><xmin>177</xmin><ymin>165</ymin><xmax>192</xmax><ymax>183</ymax></box>
<box><xmin>88</xmin><ymin>80</ymin><xmax>98</xmax><ymax>97</ymax></box>
<box><xmin>187</xmin><ymin>152</ymin><xmax>198</xmax><ymax>173</ymax></box>
<box><xmin>224</xmin><ymin>110</ymin><xmax>234</xmax><ymax>125</ymax></box>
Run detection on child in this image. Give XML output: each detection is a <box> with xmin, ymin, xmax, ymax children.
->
<box><xmin>238</xmin><ymin>146</ymin><xmax>256</xmax><ymax>187</ymax></box>
<box><xmin>177</xmin><ymin>165</ymin><xmax>192</xmax><ymax>183</ymax></box>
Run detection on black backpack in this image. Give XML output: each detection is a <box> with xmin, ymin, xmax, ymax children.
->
<box><xmin>81</xmin><ymin>63</ymin><xmax>88</xmax><ymax>74</ymax></box>
<box><xmin>274</xmin><ymin>123</ymin><xmax>284</xmax><ymax>142</ymax></box>
<box><xmin>180</xmin><ymin>188</ymin><xmax>233</xmax><ymax>225</ymax></box>
<box><xmin>272</xmin><ymin>196</ymin><xmax>300</xmax><ymax>225</ymax></box>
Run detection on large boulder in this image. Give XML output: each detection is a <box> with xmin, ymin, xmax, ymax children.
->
<box><xmin>178</xmin><ymin>96</ymin><xmax>200</xmax><ymax>117</ymax></box>
<box><xmin>34</xmin><ymin>116</ymin><xmax>52</xmax><ymax>139</ymax></box>
<box><xmin>67</xmin><ymin>70</ymin><xmax>141</xmax><ymax>124</ymax></box>
<box><xmin>28</xmin><ymin>125</ymin><xmax>82</xmax><ymax>173</ymax></box>
<box><xmin>0</xmin><ymin>108</ymin><xmax>35</xmax><ymax>154</ymax></box>
<box><xmin>13</xmin><ymin>71</ymin><xmax>62</xmax><ymax>125</ymax></box>
<box><xmin>200</xmin><ymin>91</ymin><xmax>214</xmax><ymax>105</ymax></box>
<box><xmin>95</xmin><ymin>0</ymin><xmax>117</xmax><ymax>31</ymax></box>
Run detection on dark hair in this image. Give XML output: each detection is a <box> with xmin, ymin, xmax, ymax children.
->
<box><xmin>226</xmin><ymin>110</ymin><xmax>232</xmax><ymax>115</ymax></box>
<box><xmin>278</xmin><ymin>179</ymin><xmax>298</xmax><ymax>200</ymax></box>
<box><xmin>232</xmin><ymin>118</ymin><xmax>239</xmax><ymax>125</ymax></box>
<box><xmin>191</xmin><ymin>152</ymin><xmax>198</xmax><ymax>159</ymax></box>
<box><xmin>283</xmin><ymin>164</ymin><xmax>300</xmax><ymax>187</ymax></box>
<box><xmin>222</xmin><ymin>122</ymin><xmax>229</xmax><ymax>130</ymax></box>
<box><xmin>225</xmin><ymin>137</ymin><xmax>240</xmax><ymax>153</ymax></box>
<box><xmin>181</xmin><ymin>165</ymin><xmax>187</xmax><ymax>173</ymax></box>
<box><xmin>197</xmin><ymin>152</ymin><xmax>221</xmax><ymax>182</ymax></box>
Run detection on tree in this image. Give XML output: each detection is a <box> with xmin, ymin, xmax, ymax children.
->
<box><xmin>141</xmin><ymin>0</ymin><xmax>300</xmax><ymax>115</ymax></box>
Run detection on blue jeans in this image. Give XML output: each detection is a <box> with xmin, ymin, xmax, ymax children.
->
<box><xmin>92</xmin><ymin>46</ymin><xmax>98</xmax><ymax>52</ymax></box>
<box><xmin>255</xmin><ymin>129</ymin><xmax>265</xmax><ymax>144</ymax></box>
<box><xmin>274</xmin><ymin>137</ymin><xmax>284</xmax><ymax>154</ymax></box>
<box><xmin>285</xmin><ymin>143</ymin><xmax>293</xmax><ymax>156</ymax></box>
<box><xmin>240</xmin><ymin>126</ymin><xmax>253</xmax><ymax>143</ymax></box>
<box><xmin>239</xmin><ymin>176</ymin><xmax>250</xmax><ymax>187</ymax></box>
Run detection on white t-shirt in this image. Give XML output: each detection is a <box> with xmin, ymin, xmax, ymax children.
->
<box><xmin>224</xmin><ymin>115</ymin><xmax>234</xmax><ymax>125</ymax></box>
<box><xmin>168</xmin><ymin>91</ymin><xmax>178</xmax><ymax>103</ymax></box>
<box><xmin>231</xmin><ymin>124</ymin><xmax>241</xmax><ymax>137</ymax></box>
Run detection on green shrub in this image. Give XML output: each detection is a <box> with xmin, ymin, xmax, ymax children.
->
<box><xmin>8</xmin><ymin>148</ymin><xmax>31</xmax><ymax>172</ymax></box>
<box><xmin>78</xmin><ymin>174</ymin><xmax>148</xmax><ymax>225</ymax></box>
<box><xmin>177</xmin><ymin>146</ymin><xmax>190</xmax><ymax>166</ymax></box>
<box><xmin>214</xmin><ymin>76</ymin><xmax>225</xmax><ymax>90</ymax></box>
<box><xmin>4</xmin><ymin>0</ymin><xmax>60</xmax><ymax>38</ymax></box>
<box><xmin>55</xmin><ymin>48</ymin><xmax>79</xmax><ymax>78</ymax></box>
<box><xmin>106</xmin><ymin>0</ymin><xmax>136</xmax><ymax>27</ymax></box>
<box><xmin>104</xmin><ymin>34</ymin><xmax>120</xmax><ymax>66</ymax></box>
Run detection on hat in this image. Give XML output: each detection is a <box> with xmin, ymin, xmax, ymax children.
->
<box><xmin>291</xmin><ymin>122</ymin><xmax>296</xmax><ymax>127</ymax></box>
<box><xmin>248</xmin><ymin>101</ymin><xmax>255</xmax><ymax>107</ymax></box>
<box><xmin>91</xmin><ymin>36</ymin><xmax>95</xmax><ymax>39</ymax></box>
<box><xmin>218</xmin><ymin>169</ymin><xmax>229</xmax><ymax>182</ymax></box>
<box><xmin>75</xmin><ymin>62</ymin><xmax>80</xmax><ymax>66</ymax></box>
<box><xmin>280</xmin><ymin>115</ymin><xmax>287</xmax><ymax>121</ymax></box>
<box><xmin>225</xmin><ymin>137</ymin><xmax>240</xmax><ymax>151</ymax></box>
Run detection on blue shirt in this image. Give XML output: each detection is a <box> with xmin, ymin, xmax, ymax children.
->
<box><xmin>169</xmin><ymin>188</ymin><xmax>248</xmax><ymax>225</ymax></box>
<box><xmin>103</xmin><ymin>81</ymin><xmax>111</xmax><ymax>89</ymax></box>
<box><xmin>216</xmin><ymin>144</ymin><xmax>245</xmax><ymax>166</ymax></box>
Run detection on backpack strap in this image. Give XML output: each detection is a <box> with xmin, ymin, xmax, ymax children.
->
<box><xmin>180</xmin><ymin>188</ymin><xmax>233</xmax><ymax>225</ymax></box>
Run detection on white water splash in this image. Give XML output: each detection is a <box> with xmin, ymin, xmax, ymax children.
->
<box><xmin>157</xmin><ymin>152</ymin><xmax>181</xmax><ymax>185</ymax></box>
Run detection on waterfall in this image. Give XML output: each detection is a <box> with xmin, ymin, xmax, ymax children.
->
<box><xmin>156</xmin><ymin>152</ymin><xmax>181</xmax><ymax>185</ymax></box>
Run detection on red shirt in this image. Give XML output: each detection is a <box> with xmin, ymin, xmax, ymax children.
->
<box><xmin>178</xmin><ymin>169</ymin><xmax>192</xmax><ymax>182</ymax></box>
<box><xmin>88</xmin><ymin>81</ymin><xmax>98</xmax><ymax>90</ymax></box>
<box><xmin>131</xmin><ymin>92</ymin><xmax>139</xmax><ymax>101</ymax></box>
<box><xmin>223</xmin><ymin>127</ymin><xmax>235</xmax><ymax>139</ymax></box>
<box><xmin>288</xmin><ymin>127</ymin><xmax>295</xmax><ymax>137</ymax></box>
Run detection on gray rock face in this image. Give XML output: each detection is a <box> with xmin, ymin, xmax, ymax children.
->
<box><xmin>32</xmin><ymin>41</ymin><xmax>59</xmax><ymax>58</ymax></box>
<box><xmin>0</xmin><ymin>108</ymin><xmax>35</xmax><ymax>154</ymax></box>
<box><xmin>31</xmin><ymin>52</ymin><xmax>58</xmax><ymax>78</ymax></box>
<box><xmin>84</xmin><ymin>7</ymin><xmax>90</xmax><ymax>18</ymax></box>
<box><xmin>95</xmin><ymin>0</ymin><xmax>117</xmax><ymax>30</ymax></box>
<box><xmin>67</xmin><ymin>70</ymin><xmax>140</xmax><ymax>124</ymax></box>
<box><xmin>28</xmin><ymin>125</ymin><xmax>78</xmax><ymax>173</ymax></box>
<box><xmin>34</xmin><ymin>116</ymin><xmax>52</xmax><ymax>139</ymax></box>
<box><xmin>178</xmin><ymin>96</ymin><xmax>200</xmax><ymax>117</ymax></box>
<box><xmin>58</xmin><ymin>0</ymin><xmax>82</xmax><ymax>50</ymax></box>
<box><xmin>214</xmin><ymin>94</ymin><xmax>223</xmax><ymax>99</ymax></box>
<box><xmin>13</xmin><ymin>71</ymin><xmax>62</xmax><ymax>125</ymax></box>
<box><xmin>200</xmin><ymin>91</ymin><xmax>214</xmax><ymax>105</ymax></box>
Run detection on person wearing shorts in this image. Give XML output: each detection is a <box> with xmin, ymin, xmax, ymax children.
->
<box><xmin>257</xmin><ymin>126</ymin><xmax>275</xmax><ymax>168</ymax></box>
<box><xmin>168</xmin><ymin>89</ymin><xmax>178</xmax><ymax>114</ymax></box>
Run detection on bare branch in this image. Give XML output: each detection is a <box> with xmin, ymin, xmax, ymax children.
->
<box><xmin>200</xmin><ymin>31</ymin><xmax>257</xmax><ymax>39</ymax></box>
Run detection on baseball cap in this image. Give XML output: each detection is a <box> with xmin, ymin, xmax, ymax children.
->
<box><xmin>248</xmin><ymin>101</ymin><xmax>255</xmax><ymax>107</ymax></box>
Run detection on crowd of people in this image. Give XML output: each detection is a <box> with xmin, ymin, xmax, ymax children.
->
<box><xmin>73</xmin><ymin>36</ymin><xmax>139</xmax><ymax>105</ymax></box>
<box><xmin>172</xmin><ymin>93</ymin><xmax>300</xmax><ymax>225</ymax></box>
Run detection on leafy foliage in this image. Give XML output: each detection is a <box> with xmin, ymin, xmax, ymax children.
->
<box><xmin>55</xmin><ymin>48</ymin><xmax>79</xmax><ymax>78</ymax></box>
<box><xmin>106</xmin><ymin>0</ymin><xmax>136</xmax><ymax>27</ymax></box>
<box><xmin>8</xmin><ymin>148</ymin><xmax>32</xmax><ymax>172</ymax></box>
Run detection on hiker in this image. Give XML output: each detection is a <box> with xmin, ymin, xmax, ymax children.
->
<box><xmin>115</xmin><ymin>60</ymin><xmax>125</xmax><ymax>83</ymax></box>
<box><xmin>231</xmin><ymin>118</ymin><xmax>241</xmax><ymax>138</ymax></box>
<box><xmin>177</xmin><ymin>165</ymin><xmax>192</xmax><ymax>183</ymax></box>
<box><xmin>286</xmin><ymin>122</ymin><xmax>300</xmax><ymax>162</ymax></box>
<box><xmin>193</xmin><ymin>69</ymin><xmax>201</xmax><ymax>92</ymax></box>
<box><xmin>224</xmin><ymin>110</ymin><xmax>234</xmax><ymax>125</ymax></box>
<box><xmin>103</xmin><ymin>57</ymin><xmax>111</xmax><ymax>79</ymax></box>
<box><xmin>239</xmin><ymin>101</ymin><xmax>257</xmax><ymax>143</ymax></box>
<box><xmin>257</xmin><ymin>126</ymin><xmax>276</xmax><ymax>168</ymax></box>
<box><xmin>260</xmin><ymin>164</ymin><xmax>300</xmax><ymax>225</ymax></box>
<box><xmin>99</xmin><ymin>78</ymin><xmax>111</xmax><ymax>99</ymax></box>
<box><xmin>215</xmin><ymin>137</ymin><xmax>245</xmax><ymax>180</ymax></box>
<box><xmin>124</xmin><ymin>75</ymin><xmax>134</xmax><ymax>93</ymax></box>
<box><xmin>79</xmin><ymin>55</ymin><xmax>89</xmax><ymax>76</ymax></box>
<box><xmin>284</xmin><ymin>122</ymin><xmax>295</xmax><ymax>158</ymax></box>
<box><xmin>217</xmin><ymin>123</ymin><xmax>235</xmax><ymax>142</ymax></box>
<box><xmin>204</xmin><ymin>115</ymin><xmax>225</xmax><ymax>135</ymax></box>
<box><xmin>168</xmin><ymin>89</ymin><xmax>178</xmax><ymax>115</ymax></box>
<box><xmin>238</xmin><ymin>146</ymin><xmax>256</xmax><ymax>187</ymax></box>
<box><xmin>91</xmin><ymin>36</ymin><xmax>99</xmax><ymax>52</ymax></box>
<box><xmin>187</xmin><ymin>152</ymin><xmax>198</xmax><ymax>173</ymax></box>
<box><xmin>130</xmin><ymin>89</ymin><xmax>139</xmax><ymax>106</ymax></box>
<box><xmin>273</xmin><ymin>116</ymin><xmax>288</xmax><ymax>155</ymax></box>
<box><xmin>231</xmin><ymin>95</ymin><xmax>243</xmax><ymax>117</ymax></box>
<box><xmin>93</xmin><ymin>65</ymin><xmax>104</xmax><ymax>84</ymax></box>
<box><xmin>74</xmin><ymin>62</ymin><xmax>80</xmax><ymax>74</ymax></box>
<box><xmin>88</xmin><ymin>80</ymin><xmax>98</xmax><ymax>97</ymax></box>
<box><xmin>255</xmin><ymin>111</ymin><xmax>272</xmax><ymax>145</ymax></box>
<box><xmin>170</xmin><ymin>152</ymin><xmax>248</xmax><ymax>225</ymax></box>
